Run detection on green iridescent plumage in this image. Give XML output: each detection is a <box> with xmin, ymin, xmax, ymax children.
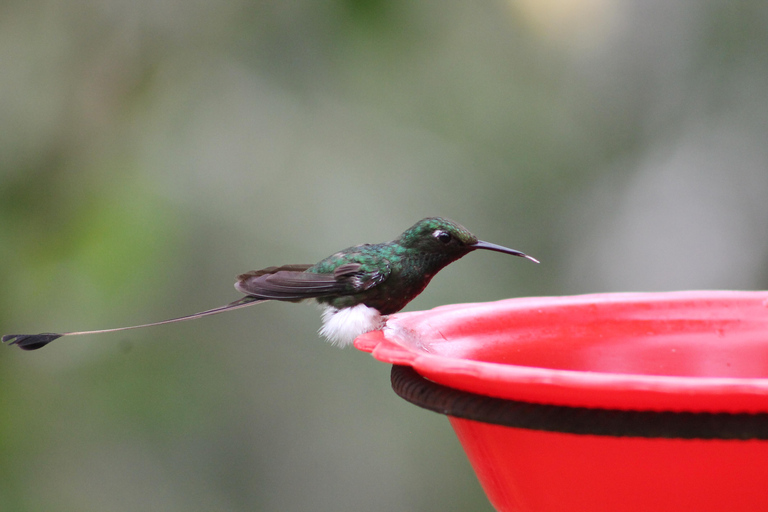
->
<box><xmin>307</xmin><ymin>218</ymin><xmax>484</xmax><ymax>314</ymax></box>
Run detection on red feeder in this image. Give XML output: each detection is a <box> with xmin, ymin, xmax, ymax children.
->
<box><xmin>355</xmin><ymin>291</ymin><xmax>768</xmax><ymax>512</ymax></box>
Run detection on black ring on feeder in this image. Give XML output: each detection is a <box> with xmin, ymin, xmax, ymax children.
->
<box><xmin>390</xmin><ymin>364</ymin><xmax>768</xmax><ymax>440</ymax></box>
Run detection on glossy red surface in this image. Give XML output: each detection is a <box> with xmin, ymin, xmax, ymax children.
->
<box><xmin>449</xmin><ymin>418</ymin><xmax>768</xmax><ymax>512</ymax></box>
<box><xmin>355</xmin><ymin>291</ymin><xmax>768</xmax><ymax>413</ymax></box>
<box><xmin>355</xmin><ymin>291</ymin><xmax>768</xmax><ymax>512</ymax></box>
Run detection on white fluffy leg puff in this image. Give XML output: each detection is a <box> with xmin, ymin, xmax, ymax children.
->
<box><xmin>318</xmin><ymin>304</ymin><xmax>385</xmax><ymax>347</ymax></box>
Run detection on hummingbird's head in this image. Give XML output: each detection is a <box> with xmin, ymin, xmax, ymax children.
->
<box><xmin>397</xmin><ymin>217</ymin><xmax>539</xmax><ymax>263</ymax></box>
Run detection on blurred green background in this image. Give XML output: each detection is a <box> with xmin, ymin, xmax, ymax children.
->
<box><xmin>2</xmin><ymin>0</ymin><xmax>768</xmax><ymax>510</ymax></box>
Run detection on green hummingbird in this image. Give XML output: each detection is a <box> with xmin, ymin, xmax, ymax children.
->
<box><xmin>3</xmin><ymin>217</ymin><xmax>537</xmax><ymax>350</ymax></box>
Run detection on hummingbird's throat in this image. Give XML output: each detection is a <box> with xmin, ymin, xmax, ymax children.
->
<box><xmin>318</xmin><ymin>304</ymin><xmax>384</xmax><ymax>347</ymax></box>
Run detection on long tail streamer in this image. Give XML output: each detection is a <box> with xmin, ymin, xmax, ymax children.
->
<box><xmin>2</xmin><ymin>296</ymin><xmax>265</xmax><ymax>351</ymax></box>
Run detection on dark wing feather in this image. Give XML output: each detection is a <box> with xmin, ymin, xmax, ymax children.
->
<box><xmin>333</xmin><ymin>262</ymin><xmax>389</xmax><ymax>291</ymax></box>
<box><xmin>235</xmin><ymin>259</ymin><xmax>391</xmax><ymax>301</ymax></box>
<box><xmin>236</xmin><ymin>267</ymin><xmax>346</xmax><ymax>300</ymax></box>
<box><xmin>237</xmin><ymin>264</ymin><xmax>313</xmax><ymax>281</ymax></box>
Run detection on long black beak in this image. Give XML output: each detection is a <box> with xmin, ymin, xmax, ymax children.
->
<box><xmin>472</xmin><ymin>240</ymin><xmax>539</xmax><ymax>263</ymax></box>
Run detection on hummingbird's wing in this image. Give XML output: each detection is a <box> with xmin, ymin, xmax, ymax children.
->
<box><xmin>235</xmin><ymin>260</ymin><xmax>390</xmax><ymax>301</ymax></box>
<box><xmin>331</xmin><ymin>262</ymin><xmax>389</xmax><ymax>291</ymax></box>
<box><xmin>236</xmin><ymin>264</ymin><xmax>315</xmax><ymax>279</ymax></box>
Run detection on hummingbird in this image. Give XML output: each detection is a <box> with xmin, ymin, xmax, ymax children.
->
<box><xmin>3</xmin><ymin>217</ymin><xmax>537</xmax><ymax>351</ymax></box>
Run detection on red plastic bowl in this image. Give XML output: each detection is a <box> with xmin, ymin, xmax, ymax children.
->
<box><xmin>355</xmin><ymin>291</ymin><xmax>768</xmax><ymax>512</ymax></box>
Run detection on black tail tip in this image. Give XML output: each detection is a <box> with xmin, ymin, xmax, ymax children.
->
<box><xmin>2</xmin><ymin>333</ymin><xmax>64</xmax><ymax>351</ymax></box>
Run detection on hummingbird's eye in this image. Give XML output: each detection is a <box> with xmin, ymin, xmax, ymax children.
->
<box><xmin>433</xmin><ymin>230</ymin><xmax>452</xmax><ymax>244</ymax></box>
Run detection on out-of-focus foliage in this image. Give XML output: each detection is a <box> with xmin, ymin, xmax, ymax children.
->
<box><xmin>2</xmin><ymin>1</ymin><xmax>767</xmax><ymax>510</ymax></box>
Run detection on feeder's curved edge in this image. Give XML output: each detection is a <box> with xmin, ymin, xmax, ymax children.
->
<box><xmin>354</xmin><ymin>329</ymin><xmax>414</xmax><ymax>365</ymax></box>
<box><xmin>353</xmin><ymin>292</ymin><xmax>768</xmax><ymax>413</ymax></box>
<box><xmin>354</xmin><ymin>311</ymin><xmax>499</xmax><ymax>380</ymax></box>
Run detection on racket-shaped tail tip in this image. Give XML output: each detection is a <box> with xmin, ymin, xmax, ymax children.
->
<box><xmin>2</xmin><ymin>333</ymin><xmax>63</xmax><ymax>351</ymax></box>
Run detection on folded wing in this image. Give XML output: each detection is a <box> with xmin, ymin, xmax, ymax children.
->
<box><xmin>235</xmin><ymin>260</ymin><xmax>391</xmax><ymax>301</ymax></box>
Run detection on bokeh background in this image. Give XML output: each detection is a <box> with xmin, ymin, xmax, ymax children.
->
<box><xmin>2</xmin><ymin>0</ymin><xmax>768</xmax><ymax>510</ymax></box>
